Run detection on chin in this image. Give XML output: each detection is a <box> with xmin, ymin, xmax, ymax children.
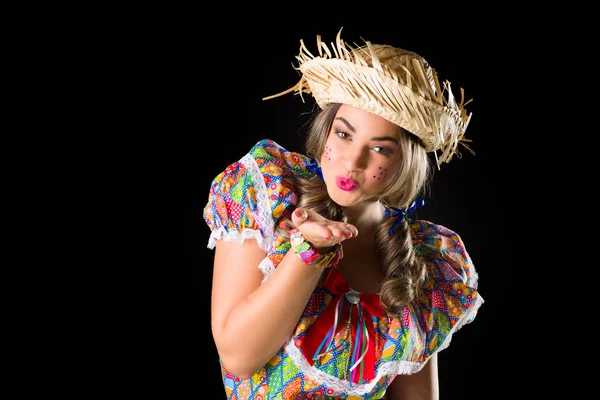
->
<box><xmin>326</xmin><ymin>188</ymin><xmax>362</xmax><ymax>207</ymax></box>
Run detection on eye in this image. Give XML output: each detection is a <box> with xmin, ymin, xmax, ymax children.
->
<box><xmin>372</xmin><ymin>146</ymin><xmax>392</xmax><ymax>156</ymax></box>
<box><xmin>335</xmin><ymin>130</ymin><xmax>351</xmax><ymax>140</ymax></box>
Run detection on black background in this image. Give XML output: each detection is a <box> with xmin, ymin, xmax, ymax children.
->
<box><xmin>8</xmin><ymin>5</ymin><xmax>597</xmax><ymax>400</ymax></box>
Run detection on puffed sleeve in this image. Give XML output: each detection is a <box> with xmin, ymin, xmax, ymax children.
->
<box><xmin>203</xmin><ymin>139</ymin><xmax>315</xmax><ymax>253</ymax></box>
<box><xmin>407</xmin><ymin>219</ymin><xmax>484</xmax><ymax>362</ymax></box>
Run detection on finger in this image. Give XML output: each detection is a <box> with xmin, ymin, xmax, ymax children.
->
<box><xmin>346</xmin><ymin>224</ymin><xmax>359</xmax><ymax>238</ymax></box>
<box><xmin>334</xmin><ymin>224</ymin><xmax>356</xmax><ymax>240</ymax></box>
<box><xmin>291</xmin><ymin>208</ymin><xmax>308</xmax><ymax>226</ymax></box>
<box><xmin>333</xmin><ymin>224</ymin><xmax>356</xmax><ymax>239</ymax></box>
<box><xmin>327</xmin><ymin>225</ymin><xmax>344</xmax><ymax>239</ymax></box>
<box><xmin>341</xmin><ymin>224</ymin><xmax>355</xmax><ymax>239</ymax></box>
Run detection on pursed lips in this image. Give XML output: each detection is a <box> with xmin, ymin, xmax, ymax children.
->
<box><xmin>335</xmin><ymin>176</ymin><xmax>358</xmax><ymax>191</ymax></box>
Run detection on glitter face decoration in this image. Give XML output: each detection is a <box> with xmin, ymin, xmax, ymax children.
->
<box><xmin>323</xmin><ymin>145</ymin><xmax>332</xmax><ymax>162</ymax></box>
<box><xmin>373</xmin><ymin>166</ymin><xmax>388</xmax><ymax>180</ymax></box>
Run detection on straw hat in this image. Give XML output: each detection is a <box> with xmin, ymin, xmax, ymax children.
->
<box><xmin>263</xmin><ymin>28</ymin><xmax>475</xmax><ymax>167</ymax></box>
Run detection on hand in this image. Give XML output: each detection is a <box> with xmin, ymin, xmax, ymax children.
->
<box><xmin>290</xmin><ymin>208</ymin><xmax>358</xmax><ymax>251</ymax></box>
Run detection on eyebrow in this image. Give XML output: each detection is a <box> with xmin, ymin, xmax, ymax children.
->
<box><xmin>335</xmin><ymin>117</ymin><xmax>400</xmax><ymax>144</ymax></box>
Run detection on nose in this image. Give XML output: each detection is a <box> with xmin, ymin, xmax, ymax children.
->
<box><xmin>343</xmin><ymin>146</ymin><xmax>368</xmax><ymax>172</ymax></box>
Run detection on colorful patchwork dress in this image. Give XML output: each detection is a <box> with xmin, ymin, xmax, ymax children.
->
<box><xmin>203</xmin><ymin>139</ymin><xmax>484</xmax><ymax>399</ymax></box>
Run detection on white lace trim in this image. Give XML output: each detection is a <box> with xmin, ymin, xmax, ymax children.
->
<box><xmin>465</xmin><ymin>249</ymin><xmax>479</xmax><ymax>289</ymax></box>
<box><xmin>206</xmin><ymin>227</ymin><xmax>267</xmax><ymax>251</ymax></box>
<box><xmin>205</xmin><ymin>153</ymin><xmax>275</xmax><ymax>255</ymax></box>
<box><xmin>206</xmin><ymin>226</ymin><xmax>275</xmax><ymax>284</ymax></box>
<box><xmin>432</xmin><ymin>291</ymin><xmax>485</xmax><ymax>355</ymax></box>
<box><xmin>258</xmin><ymin>257</ymin><xmax>275</xmax><ymax>283</ymax></box>
<box><xmin>240</xmin><ymin>153</ymin><xmax>274</xmax><ymax>253</ymax></box>
<box><xmin>285</xmin><ymin>340</ymin><xmax>422</xmax><ymax>395</ymax></box>
<box><xmin>284</xmin><ymin>292</ymin><xmax>485</xmax><ymax>395</ymax></box>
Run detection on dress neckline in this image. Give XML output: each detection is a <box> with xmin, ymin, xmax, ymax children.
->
<box><xmin>324</xmin><ymin>267</ymin><xmax>380</xmax><ymax>297</ymax></box>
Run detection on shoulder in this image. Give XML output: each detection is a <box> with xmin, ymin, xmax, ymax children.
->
<box><xmin>409</xmin><ymin>219</ymin><xmax>480</xmax><ymax>290</ymax></box>
<box><xmin>205</xmin><ymin>138</ymin><xmax>314</xmax><ymax>199</ymax></box>
<box><xmin>247</xmin><ymin>139</ymin><xmax>316</xmax><ymax>180</ymax></box>
<box><xmin>410</xmin><ymin>219</ymin><xmax>466</xmax><ymax>249</ymax></box>
<box><xmin>405</xmin><ymin>219</ymin><xmax>483</xmax><ymax>360</ymax></box>
<box><xmin>203</xmin><ymin>139</ymin><xmax>318</xmax><ymax>252</ymax></box>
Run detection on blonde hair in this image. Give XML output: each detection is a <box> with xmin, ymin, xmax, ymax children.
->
<box><xmin>279</xmin><ymin>103</ymin><xmax>432</xmax><ymax>316</ymax></box>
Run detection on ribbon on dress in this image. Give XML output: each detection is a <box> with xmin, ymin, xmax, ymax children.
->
<box><xmin>299</xmin><ymin>268</ymin><xmax>385</xmax><ymax>384</ymax></box>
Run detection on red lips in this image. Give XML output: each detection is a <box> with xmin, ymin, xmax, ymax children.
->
<box><xmin>336</xmin><ymin>176</ymin><xmax>357</xmax><ymax>191</ymax></box>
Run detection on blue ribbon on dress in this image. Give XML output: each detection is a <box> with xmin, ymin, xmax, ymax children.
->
<box><xmin>384</xmin><ymin>197</ymin><xmax>425</xmax><ymax>236</ymax></box>
<box><xmin>306</xmin><ymin>158</ymin><xmax>323</xmax><ymax>181</ymax></box>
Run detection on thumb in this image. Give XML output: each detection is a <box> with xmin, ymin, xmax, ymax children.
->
<box><xmin>291</xmin><ymin>207</ymin><xmax>308</xmax><ymax>226</ymax></box>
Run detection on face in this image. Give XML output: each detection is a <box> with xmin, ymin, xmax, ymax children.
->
<box><xmin>320</xmin><ymin>104</ymin><xmax>402</xmax><ymax>207</ymax></box>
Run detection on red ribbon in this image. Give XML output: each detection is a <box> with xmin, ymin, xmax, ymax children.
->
<box><xmin>299</xmin><ymin>268</ymin><xmax>385</xmax><ymax>383</ymax></box>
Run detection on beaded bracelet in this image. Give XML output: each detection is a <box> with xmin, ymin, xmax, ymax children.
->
<box><xmin>289</xmin><ymin>228</ymin><xmax>343</xmax><ymax>269</ymax></box>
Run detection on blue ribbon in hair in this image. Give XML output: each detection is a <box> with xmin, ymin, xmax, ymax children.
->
<box><xmin>306</xmin><ymin>158</ymin><xmax>324</xmax><ymax>181</ymax></box>
<box><xmin>384</xmin><ymin>198</ymin><xmax>425</xmax><ymax>236</ymax></box>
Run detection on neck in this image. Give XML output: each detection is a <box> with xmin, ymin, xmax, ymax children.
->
<box><xmin>343</xmin><ymin>200</ymin><xmax>386</xmax><ymax>232</ymax></box>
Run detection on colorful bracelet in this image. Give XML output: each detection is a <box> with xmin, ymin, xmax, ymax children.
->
<box><xmin>289</xmin><ymin>229</ymin><xmax>343</xmax><ymax>269</ymax></box>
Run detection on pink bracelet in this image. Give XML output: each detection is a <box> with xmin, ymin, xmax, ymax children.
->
<box><xmin>289</xmin><ymin>229</ymin><xmax>343</xmax><ymax>269</ymax></box>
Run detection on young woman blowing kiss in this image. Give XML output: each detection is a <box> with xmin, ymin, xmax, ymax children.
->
<box><xmin>204</xmin><ymin>29</ymin><xmax>483</xmax><ymax>399</ymax></box>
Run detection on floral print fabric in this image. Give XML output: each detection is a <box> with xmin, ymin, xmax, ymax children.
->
<box><xmin>203</xmin><ymin>139</ymin><xmax>483</xmax><ymax>399</ymax></box>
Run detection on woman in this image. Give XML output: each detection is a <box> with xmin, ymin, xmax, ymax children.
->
<box><xmin>203</xmin><ymin>29</ymin><xmax>483</xmax><ymax>399</ymax></box>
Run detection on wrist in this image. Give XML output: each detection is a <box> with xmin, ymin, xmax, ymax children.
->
<box><xmin>289</xmin><ymin>229</ymin><xmax>343</xmax><ymax>269</ymax></box>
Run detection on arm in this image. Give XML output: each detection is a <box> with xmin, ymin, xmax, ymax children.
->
<box><xmin>384</xmin><ymin>354</ymin><xmax>439</xmax><ymax>400</ymax></box>
<box><xmin>211</xmin><ymin>237</ymin><xmax>325</xmax><ymax>379</ymax></box>
<box><xmin>210</xmin><ymin>208</ymin><xmax>357</xmax><ymax>379</ymax></box>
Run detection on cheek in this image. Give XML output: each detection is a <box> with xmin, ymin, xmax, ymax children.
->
<box><xmin>368</xmin><ymin>164</ymin><xmax>391</xmax><ymax>183</ymax></box>
<box><xmin>321</xmin><ymin>141</ymin><xmax>340</xmax><ymax>165</ymax></box>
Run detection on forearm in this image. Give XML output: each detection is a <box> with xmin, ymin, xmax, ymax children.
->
<box><xmin>215</xmin><ymin>250</ymin><xmax>324</xmax><ymax>377</ymax></box>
